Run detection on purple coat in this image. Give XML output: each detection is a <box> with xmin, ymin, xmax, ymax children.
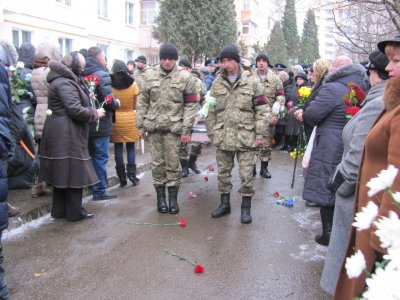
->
<box><xmin>302</xmin><ymin>63</ymin><xmax>367</xmax><ymax>206</ymax></box>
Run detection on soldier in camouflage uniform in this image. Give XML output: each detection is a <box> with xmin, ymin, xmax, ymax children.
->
<box><xmin>178</xmin><ymin>59</ymin><xmax>207</xmax><ymax>177</ymax></box>
<box><xmin>136</xmin><ymin>43</ymin><xmax>198</xmax><ymax>214</ymax></box>
<box><xmin>134</xmin><ymin>55</ymin><xmax>148</xmax><ymax>93</ymax></box>
<box><xmin>253</xmin><ymin>53</ymin><xmax>285</xmax><ymax>178</ymax></box>
<box><xmin>206</xmin><ymin>45</ymin><xmax>270</xmax><ymax>224</ymax></box>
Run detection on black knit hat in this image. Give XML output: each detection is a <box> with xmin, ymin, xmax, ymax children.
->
<box><xmin>179</xmin><ymin>58</ymin><xmax>192</xmax><ymax>69</ymax></box>
<box><xmin>377</xmin><ymin>34</ymin><xmax>400</xmax><ymax>53</ymax></box>
<box><xmin>159</xmin><ymin>43</ymin><xmax>178</xmax><ymax>60</ymax></box>
<box><xmin>367</xmin><ymin>50</ymin><xmax>389</xmax><ymax>80</ymax></box>
<box><xmin>134</xmin><ymin>55</ymin><xmax>147</xmax><ymax>64</ymax></box>
<box><xmin>256</xmin><ymin>53</ymin><xmax>270</xmax><ymax>65</ymax></box>
<box><xmin>219</xmin><ymin>44</ymin><xmax>240</xmax><ymax>63</ymax></box>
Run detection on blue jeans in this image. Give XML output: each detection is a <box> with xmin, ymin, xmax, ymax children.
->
<box><xmin>114</xmin><ymin>142</ymin><xmax>136</xmax><ymax>166</ymax></box>
<box><xmin>89</xmin><ymin>136</ymin><xmax>109</xmax><ymax>196</ymax></box>
<box><xmin>0</xmin><ymin>242</ymin><xmax>9</xmax><ymax>300</ymax></box>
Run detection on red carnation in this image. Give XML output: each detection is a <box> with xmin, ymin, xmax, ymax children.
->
<box><xmin>352</xmin><ymin>86</ymin><xmax>366</xmax><ymax>103</ymax></box>
<box><xmin>204</xmin><ymin>176</ymin><xmax>208</xmax><ymax>182</ymax></box>
<box><xmin>345</xmin><ymin>106</ymin><xmax>360</xmax><ymax>117</ymax></box>
<box><xmin>194</xmin><ymin>264</ymin><xmax>205</xmax><ymax>274</ymax></box>
<box><xmin>180</xmin><ymin>219</ymin><xmax>186</xmax><ymax>228</ymax></box>
<box><xmin>209</xmin><ymin>166</ymin><xmax>215</xmax><ymax>172</ymax></box>
<box><xmin>273</xmin><ymin>191</ymin><xmax>280</xmax><ymax>197</ymax></box>
<box><xmin>344</xmin><ymin>100</ymin><xmax>351</xmax><ymax>106</ymax></box>
<box><xmin>105</xmin><ymin>95</ymin><xmax>113</xmax><ymax>104</ymax></box>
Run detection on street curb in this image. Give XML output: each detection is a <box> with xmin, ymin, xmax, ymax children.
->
<box><xmin>7</xmin><ymin>162</ymin><xmax>152</xmax><ymax>231</ymax></box>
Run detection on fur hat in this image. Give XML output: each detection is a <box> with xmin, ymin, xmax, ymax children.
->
<box><xmin>330</xmin><ymin>56</ymin><xmax>353</xmax><ymax>72</ymax></box>
<box><xmin>219</xmin><ymin>44</ymin><xmax>240</xmax><ymax>63</ymax></box>
<box><xmin>17</xmin><ymin>43</ymin><xmax>36</xmax><ymax>69</ymax></box>
<box><xmin>159</xmin><ymin>43</ymin><xmax>178</xmax><ymax>60</ymax></box>
<box><xmin>134</xmin><ymin>55</ymin><xmax>147</xmax><ymax>64</ymax></box>
<box><xmin>0</xmin><ymin>40</ymin><xmax>18</xmax><ymax>67</ymax></box>
<box><xmin>256</xmin><ymin>53</ymin><xmax>270</xmax><ymax>65</ymax></box>
<box><xmin>34</xmin><ymin>40</ymin><xmax>62</xmax><ymax>67</ymax></box>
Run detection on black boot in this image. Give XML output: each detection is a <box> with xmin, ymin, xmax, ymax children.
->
<box><xmin>155</xmin><ymin>185</ymin><xmax>168</xmax><ymax>213</ymax></box>
<box><xmin>180</xmin><ymin>159</ymin><xmax>189</xmax><ymax>177</ymax></box>
<box><xmin>168</xmin><ymin>186</ymin><xmax>179</xmax><ymax>214</ymax></box>
<box><xmin>315</xmin><ymin>206</ymin><xmax>334</xmax><ymax>246</ymax></box>
<box><xmin>211</xmin><ymin>194</ymin><xmax>231</xmax><ymax>218</ymax></box>
<box><xmin>241</xmin><ymin>196</ymin><xmax>252</xmax><ymax>224</ymax></box>
<box><xmin>188</xmin><ymin>154</ymin><xmax>201</xmax><ymax>174</ymax></box>
<box><xmin>275</xmin><ymin>135</ymin><xmax>287</xmax><ymax>150</ymax></box>
<box><xmin>126</xmin><ymin>164</ymin><xmax>140</xmax><ymax>186</ymax></box>
<box><xmin>259</xmin><ymin>161</ymin><xmax>271</xmax><ymax>179</ymax></box>
<box><xmin>115</xmin><ymin>165</ymin><xmax>127</xmax><ymax>187</ymax></box>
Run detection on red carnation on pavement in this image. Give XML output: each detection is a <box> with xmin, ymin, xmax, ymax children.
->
<box><xmin>209</xmin><ymin>166</ymin><xmax>215</xmax><ymax>172</ymax></box>
<box><xmin>180</xmin><ymin>219</ymin><xmax>186</xmax><ymax>228</ymax></box>
<box><xmin>273</xmin><ymin>191</ymin><xmax>280</xmax><ymax>197</ymax></box>
<box><xmin>194</xmin><ymin>264</ymin><xmax>205</xmax><ymax>274</ymax></box>
<box><xmin>204</xmin><ymin>176</ymin><xmax>208</xmax><ymax>182</ymax></box>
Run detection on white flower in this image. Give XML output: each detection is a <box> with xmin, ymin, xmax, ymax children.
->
<box><xmin>45</xmin><ymin>109</ymin><xmax>52</xmax><ymax>117</ymax></box>
<box><xmin>392</xmin><ymin>192</ymin><xmax>400</xmax><ymax>205</ymax></box>
<box><xmin>366</xmin><ymin>165</ymin><xmax>398</xmax><ymax>197</ymax></box>
<box><xmin>384</xmin><ymin>247</ymin><xmax>400</xmax><ymax>270</ymax></box>
<box><xmin>9</xmin><ymin>66</ymin><xmax>16</xmax><ymax>72</ymax></box>
<box><xmin>345</xmin><ymin>250</ymin><xmax>366</xmax><ymax>279</ymax></box>
<box><xmin>16</xmin><ymin>61</ymin><xmax>25</xmax><ymax>69</ymax></box>
<box><xmin>362</xmin><ymin>266</ymin><xmax>400</xmax><ymax>300</ymax></box>
<box><xmin>352</xmin><ymin>201</ymin><xmax>379</xmax><ymax>231</ymax></box>
<box><xmin>375</xmin><ymin>211</ymin><xmax>400</xmax><ymax>250</ymax></box>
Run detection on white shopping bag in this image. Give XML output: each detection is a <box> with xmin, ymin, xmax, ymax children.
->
<box><xmin>302</xmin><ymin>126</ymin><xmax>316</xmax><ymax>169</ymax></box>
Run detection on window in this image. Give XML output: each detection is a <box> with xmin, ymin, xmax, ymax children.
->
<box><xmin>58</xmin><ymin>38</ymin><xmax>72</xmax><ymax>56</ymax></box>
<box><xmin>125</xmin><ymin>49</ymin><xmax>134</xmax><ymax>61</ymax></box>
<box><xmin>12</xmin><ymin>29</ymin><xmax>32</xmax><ymax>48</ymax></box>
<box><xmin>243</xmin><ymin>0</ymin><xmax>250</xmax><ymax>10</ymax></box>
<box><xmin>242</xmin><ymin>22</ymin><xmax>249</xmax><ymax>34</ymax></box>
<box><xmin>125</xmin><ymin>1</ymin><xmax>134</xmax><ymax>26</ymax></box>
<box><xmin>56</xmin><ymin>0</ymin><xmax>71</xmax><ymax>6</ymax></box>
<box><xmin>141</xmin><ymin>1</ymin><xmax>158</xmax><ymax>25</ymax></box>
<box><xmin>97</xmin><ymin>44</ymin><xmax>108</xmax><ymax>58</ymax></box>
<box><xmin>97</xmin><ymin>0</ymin><xmax>108</xmax><ymax>18</ymax></box>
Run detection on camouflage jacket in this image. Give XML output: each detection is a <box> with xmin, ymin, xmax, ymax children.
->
<box><xmin>135</xmin><ymin>67</ymin><xmax>149</xmax><ymax>93</ymax></box>
<box><xmin>195</xmin><ymin>76</ymin><xmax>207</xmax><ymax>104</ymax></box>
<box><xmin>136</xmin><ymin>64</ymin><xmax>198</xmax><ymax>135</ymax></box>
<box><xmin>255</xmin><ymin>70</ymin><xmax>285</xmax><ymax>113</ymax></box>
<box><xmin>205</xmin><ymin>67</ymin><xmax>270</xmax><ymax>151</ymax></box>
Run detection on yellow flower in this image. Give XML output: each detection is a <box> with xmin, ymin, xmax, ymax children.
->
<box><xmin>298</xmin><ymin>86</ymin><xmax>312</xmax><ymax>99</ymax></box>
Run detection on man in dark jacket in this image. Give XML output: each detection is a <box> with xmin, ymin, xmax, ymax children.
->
<box><xmin>0</xmin><ymin>62</ymin><xmax>12</xmax><ymax>299</ymax></box>
<box><xmin>83</xmin><ymin>47</ymin><xmax>120</xmax><ymax>200</ymax></box>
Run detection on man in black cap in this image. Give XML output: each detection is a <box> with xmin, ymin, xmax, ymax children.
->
<box><xmin>178</xmin><ymin>58</ymin><xmax>206</xmax><ymax>177</ymax></box>
<box><xmin>137</xmin><ymin>43</ymin><xmax>198</xmax><ymax>214</ymax></box>
<box><xmin>206</xmin><ymin>44</ymin><xmax>270</xmax><ymax>224</ymax></box>
<box><xmin>134</xmin><ymin>55</ymin><xmax>148</xmax><ymax>91</ymax></box>
<box><xmin>204</xmin><ymin>57</ymin><xmax>217</xmax><ymax>90</ymax></box>
<box><xmin>274</xmin><ymin>63</ymin><xmax>287</xmax><ymax>72</ymax></box>
<box><xmin>254</xmin><ymin>53</ymin><xmax>285</xmax><ymax>179</ymax></box>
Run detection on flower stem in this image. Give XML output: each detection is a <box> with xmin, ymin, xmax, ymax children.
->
<box><xmin>126</xmin><ymin>221</ymin><xmax>180</xmax><ymax>227</ymax></box>
<box><xmin>163</xmin><ymin>249</ymin><xmax>196</xmax><ymax>266</ymax></box>
<box><xmin>387</xmin><ymin>187</ymin><xmax>400</xmax><ymax>209</ymax></box>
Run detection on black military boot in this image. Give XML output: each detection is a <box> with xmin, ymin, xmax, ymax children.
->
<box><xmin>115</xmin><ymin>165</ymin><xmax>127</xmax><ymax>187</ymax></box>
<box><xmin>180</xmin><ymin>159</ymin><xmax>189</xmax><ymax>177</ymax></box>
<box><xmin>168</xmin><ymin>186</ymin><xmax>179</xmax><ymax>214</ymax></box>
<box><xmin>188</xmin><ymin>154</ymin><xmax>201</xmax><ymax>174</ymax></box>
<box><xmin>126</xmin><ymin>164</ymin><xmax>140</xmax><ymax>186</ymax></box>
<box><xmin>260</xmin><ymin>161</ymin><xmax>271</xmax><ymax>178</ymax></box>
<box><xmin>211</xmin><ymin>194</ymin><xmax>231</xmax><ymax>218</ymax></box>
<box><xmin>241</xmin><ymin>196</ymin><xmax>252</xmax><ymax>224</ymax></box>
<box><xmin>155</xmin><ymin>185</ymin><xmax>168</xmax><ymax>213</ymax></box>
<box><xmin>315</xmin><ymin>206</ymin><xmax>334</xmax><ymax>246</ymax></box>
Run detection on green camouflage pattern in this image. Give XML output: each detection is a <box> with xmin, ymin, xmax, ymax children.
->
<box><xmin>217</xmin><ymin>149</ymin><xmax>257</xmax><ymax>196</ymax></box>
<box><xmin>135</xmin><ymin>67</ymin><xmax>149</xmax><ymax>93</ymax></box>
<box><xmin>137</xmin><ymin>64</ymin><xmax>198</xmax><ymax>136</ymax></box>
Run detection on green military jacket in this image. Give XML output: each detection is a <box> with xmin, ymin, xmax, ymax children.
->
<box><xmin>135</xmin><ymin>67</ymin><xmax>149</xmax><ymax>93</ymax></box>
<box><xmin>137</xmin><ymin>64</ymin><xmax>198</xmax><ymax>135</ymax></box>
<box><xmin>255</xmin><ymin>69</ymin><xmax>285</xmax><ymax>114</ymax></box>
<box><xmin>206</xmin><ymin>67</ymin><xmax>270</xmax><ymax>151</ymax></box>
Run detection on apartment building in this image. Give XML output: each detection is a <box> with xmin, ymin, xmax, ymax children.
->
<box><xmin>0</xmin><ymin>0</ymin><xmax>161</xmax><ymax>66</ymax></box>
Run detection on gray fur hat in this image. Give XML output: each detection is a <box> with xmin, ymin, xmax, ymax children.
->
<box><xmin>0</xmin><ymin>40</ymin><xmax>18</xmax><ymax>67</ymax></box>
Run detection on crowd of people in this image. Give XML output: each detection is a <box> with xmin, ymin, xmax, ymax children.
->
<box><xmin>0</xmin><ymin>32</ymin><xmax>399</xmax><ymax>298</ymax></box>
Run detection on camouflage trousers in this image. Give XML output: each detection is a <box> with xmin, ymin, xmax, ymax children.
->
<box><xmin>179</xmin><ymin>142</ymin><xmax>203</xmax><ymax>160</ymax></box>
<box><xmin>216</xmin><ymin>148</ymin><xmax>257</xmax><ymax>197</ymax></box>
<box><xmin>148</xmin><ymin>132</ymin><xmax>181</xmax><ymax>187</ymax></box>
<box><xmin>258</xmin><ymin>125</ymin><xmax>274</xmax><ymax>162</ymax></box>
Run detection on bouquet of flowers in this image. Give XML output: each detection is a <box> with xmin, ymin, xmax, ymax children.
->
<box><xmin>343</xmin><ymin>82</ymin><xmax>366</xmax><ymax>120</ymax></box>
<box><xmin>10</xmin><ymin>62</ymin><xmax>33</xmax><ymax>103</ymax></box>
<box><xmin>345</xmin><ymin>165</ymin><xmax>400</xmax><ymax>299</ymax></box>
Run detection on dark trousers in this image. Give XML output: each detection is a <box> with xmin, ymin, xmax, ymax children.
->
<box><xmin>52</xmin><ymin>187</ymin><xmax>84</xmax><ymax>221</ymax></box>
<box><xmin>114</xmin><ymin>142</ymin><xmax>136</xmax><ymax>166</ymax></box>
<box><xmin>0</xmin><ymin>242</ymin><xmax>9</xmax><ymax>300</ymax></box>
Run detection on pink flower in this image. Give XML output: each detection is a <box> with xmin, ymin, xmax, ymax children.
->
<box><xmin>209</xmin><ymin>166</ymin><xmax>215</xmax><ymax>172</ymax></box>
<box><xmin>204</xmin><ymin>176</ymin><xmax>208</xmax><ymax>182</ymax></box>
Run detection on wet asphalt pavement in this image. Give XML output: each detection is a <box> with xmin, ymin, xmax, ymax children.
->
<box><xmin>2</xmin><ymin>146</ymin><xmax>332</xmax><ymax>300</ymax></box>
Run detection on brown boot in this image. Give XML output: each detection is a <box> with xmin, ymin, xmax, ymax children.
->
<box><xmin>31</xmin><ymin>178</ymin><xmax>45</xmax><ymax>198</ymax></box>
<box><xmin>8</xmin><ymin>202</ymin><xmax>20</xmax><ymax>217</ymax></box>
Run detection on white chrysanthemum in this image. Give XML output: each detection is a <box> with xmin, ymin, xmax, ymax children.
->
<box><xmin>366</xmin><ymin>165</ymin><xmax>398</xmax><ymax>197</ymax></box>
<box><xmin>16</xmin><ymin>61</ymin><xmax>25</xmax><ymax>69</ymax></box>
<box><xmin>345</xmin><ymin>250</ymin><xmax>366</xmax><ymax>279</ymax></box>
<box><xmin>384</xmin><ymin>248</ymin><xmax>400</xmax><ymax>270</ymax></box>
<box><xmin>363</xmin><ymin>266</ymin><xmax>400</xmax><ymax>299</ymax></box>
<box><xmin>375</xmin><ymin>211</ymin><xmax>400</xmax><ymax>250</ymax></box>
<box><xmin>392</xmin><ymin>192</ymin><xmax>400</xmax><ymax>205</ymax></box>
<box><xmin>46</xmin><ymin>109</ymin><xmax>52</xmax><ymax>117</ymax></box>
<box><xmin>352</xmin><ymin>201</ymin><xmax>379</xmax><ymax>231</ymax></box>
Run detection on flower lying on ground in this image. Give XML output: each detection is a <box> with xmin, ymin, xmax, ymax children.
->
<box><xmin>128</xmin><ymin>219</ymin><xmax>186</xmax><ymax>228</ymax></box>
<box><xmin>209</xmin><ymin>166</ymin><xmax>215</xmax><ymax>172</ymax></box>
<box><xmin>163</xmin><ymin>249</ymin><xmax>204</xmax><ymax>274</ymax></box>
<box><xmin>272</xmin><ymin>192</ymin><xmax>294</xmax><ymax>207</ymax></box>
